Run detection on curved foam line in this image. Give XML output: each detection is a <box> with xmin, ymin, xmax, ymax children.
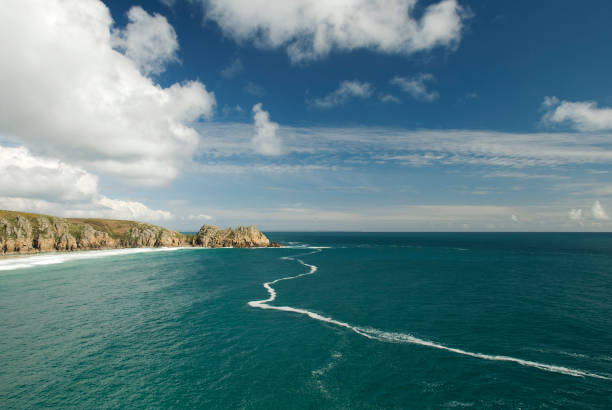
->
<box><xmin>248</xmin><ymin>250</ymin><xmax>611</xmax><ymax>380</ymax></box>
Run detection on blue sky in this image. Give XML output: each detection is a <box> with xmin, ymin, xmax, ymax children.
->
<box><xmin>2</xmin><ymin>0</ymin><xmax>612</xmax><ymax>230</ymax></box>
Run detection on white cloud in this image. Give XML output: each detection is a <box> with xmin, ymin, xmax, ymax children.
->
<box><xmin>569</xmin><ymin>208</ymin><xmax>583</xmax><ymax>221</ymax></box>
<box><xmin>0</xmin><ymin>146</ymin><xmax>98</xmax><ymax>203</ymax></box>
<box><xmin>195</xmin><ymin>163</ymin><xmax>345</xmax><ymax>174</ymax></box>
<box><xmin>197</xmin><ymin>204</ymin><xmax>590</xmax><ymax>232</ymax></box>
<box><xmin>379</xmin><ymin>94</ymin><xmax>401</xmax><ymax>103</ymax></box>
<box><xmin>0</xmin><ymin>0</ymin><xmax>216</xmax><ymax>186</ymax></box>
<box><xmin>244</xmin><ymin>81</ymin><xmax>266</xmax><ymax>96</ymax></box>
<box><xmin>589</xmin><ymin>185</ymin><xmax>612</xmax><ymax>196</ymax></box>
<box><xmin>196</xmin><ymin>123</ymin><xmax>612</xmax><ymax>169</ymax></box>
<box><xmin>111</xmin><ymin>6</ymin><xmax>179</xmax><ymax>75</ymax></box>
<box><xmin>0</xmin><ymin>145</ymin><xmax>173</xmax><ymax>221</ymax></box>
<box><xmin>511</xmin><ymin>214</ymin><xmax>518</xmax><ymax>222</ymax></box>
<box><xmin>221</xmin><ymin>56</ymin><xmax>243</xmax><ymax>78</ymax></box>
<box><xmin>542</xmin><ymin>97</ymin><xmax>612</xmax><ymax>132</ymax></box>
<box><xmin>201</xmin><ymin>0</ymin><xmax>467</xmax><ymax>63</ymax></box>
<box><xmin>187</xmin><ymin>214</ymin><xmax>214</xmax><ymax>221</ymax></box>
<box><xmin>313</xmin><ymin>80</ymin><xmax>373</xmax><ymax>108</ymax></box>
<box><xmin>592</xmin><ymin>200</ymin><xmax>609</xmax><ymax>220</ymax></box>
<box><xmin>96</xmin><ymin>197</ymin><xmax>173</xmax><ymax>221</ymax></box>
<box><xmin>391</xmin><ymin>73</ymin><xmax>439</xmax><ymax>102</ymax></box>
<box><xmin>484</xmin><ymin>171</ymin><xmax>569</xmax><ymax>180</ymax></box>
<box><xmin>252</xmin><ymin>103</ymin><xmax>282</xmax><ymax>156</ymax></box>
<box><xmin>542</xmin><ymin>96</ymin><xmax>560</xmax><ymax>108</ymax></box>
<box><xmin>221</xmin><ymin>104</ymin><xmax>244</xmax><ymax>118</ymax></box>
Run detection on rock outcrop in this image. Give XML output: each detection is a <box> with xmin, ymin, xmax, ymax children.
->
<box><xmin>0</xmin><ymin>210</ymin><xmax>278</xmax><ymax>255</ymax></box>
<box><xmin>194</xmin><ymin>224</ymin><xmax>270</xmax><ymax>248</ymax></box>
<box><xmin>124</xmin><ymin>225</ymin><xmax>185</xmax><ymax>248</ymax></box>
<box><xmin>76</xmin><ymin>224</ymin><xmax>116</xmax><ymax>249</ymax></box>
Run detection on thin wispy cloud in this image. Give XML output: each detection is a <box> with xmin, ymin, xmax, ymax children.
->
<box><xmin>312</xmin><ymin>80</ymin><xmax>373</xmax><ymax>108</ymax></box>
<box><xmin>379</xmin><ymin>94</ymin><xmax>401</xmax><ymax>104</ymax></box>
<box><xmin>221</xmin><ymin>56</ymin><xmax>243</xmax><ymax>78</ymax></box>
<box><xmin>391</xmin><ymin>74</ymin><xmax>439</xmax><ymax>102</ymax></box>
<box><xmin>196</xmin><ymin>123</ymin><xmax>612</xmax><ymax>169</ymax></box>
<box><xmin>244</xmin><ymin>81</ymin><xmax>266</xmax><ymax>96</ymax></box>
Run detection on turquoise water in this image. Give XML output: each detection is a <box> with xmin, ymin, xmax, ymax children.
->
<box><xmin>1</xmin><ymin>233</ymin><xmax>611</xmax><ymax>408</ymax></box>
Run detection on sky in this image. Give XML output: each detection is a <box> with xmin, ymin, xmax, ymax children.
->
<box><xmin>2</xmin><ymin>0</ymin><xmax>612</xmax><ymax>231</ymax></box>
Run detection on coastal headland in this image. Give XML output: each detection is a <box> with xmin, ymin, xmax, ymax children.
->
<box><xmin>0</xmin><ymin>210</ymin><xmax>279</xmax><ymax>255</ymax></box>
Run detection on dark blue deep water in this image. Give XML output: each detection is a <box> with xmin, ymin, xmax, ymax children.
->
<box><xmin>1</xmin><ymin>233</ymin><xmax>611</xmax><ymax>409</ymax></box>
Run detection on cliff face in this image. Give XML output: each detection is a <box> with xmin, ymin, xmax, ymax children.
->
<box><xmin>0</xmin><ymin>210</ymin><xmax>274</xmax><ymax>255</ymax></box>
<box><xmin>194</xmin><ymin>224</ymin><xmax>270</xmax><ymax>248</ymax></box>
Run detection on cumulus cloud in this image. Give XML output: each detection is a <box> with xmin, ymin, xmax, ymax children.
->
<box><xmin>569</xmin><ymin>208</ymin><xmax>583</xmax><ymax>221</ymax></box>
<box><xmin>0</xmin><ymin>0</ymin><xmax>216</xmax><ymax>186</ymax></box>
<box><xmin>391</xmin><ymin>73</ymin><xmax>439</xmax><ymax>102</ymax></box>
<box><xmin>0</xmin><ymin>146</ymin><xmax>98</xmax><ymax>203</ymax></box>
<box><xmin>96</xmin><ymin>197</ymin><xmax>173</xmax><ymax>221</ymax></box>
<box><xmin>111</xmin><ymin>6</ymin><xmax>179</xmax><ymax>75</ymax></box>
<box><xmin>313</xmin><ymin>80</ymin><xmax>373</xmax><ymax>108</ymax></box>
<box><xmin>0</xmin><ymin>145</ymin><xmax>172</xmax><ymax>221</ymax></box>
<box><xmin>542</xmin><ymin>97</ymin><xmax>612</xmax><ymax>132</ymax></box>
<box><xmin>252</xmin><ymin>103</ymin><xmax>282</xmax><ymax>155</ymax></box>
<box><xmin>592</xmin><ymin>200</ymin><xmax>609</xmax><ymax>220</ymax></box>
<box><xmin>201</xmin><ymin>0</ymin><xmax>467</xmax><ymax>63</ymax></box>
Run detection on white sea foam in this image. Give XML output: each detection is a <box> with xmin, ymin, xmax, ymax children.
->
<box><xmin>248</xmin><ymin>250</ymin><xmax>611</xmax><ymax>380</ymax></box>
<box><xmin>312</xmin><ymin>350</ymin><xmax>343</xmax><ymax>398</ymax></box>
<box><xmin>0</xmin><ymin>247</ymin><xmax>181</xmax><ymax>272</ymax></box>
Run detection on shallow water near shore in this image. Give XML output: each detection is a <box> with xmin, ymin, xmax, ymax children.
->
<box><xmin>1</xmin><ymin>233</ymin><xmax>611</xmax><ymax>408</ymax></box>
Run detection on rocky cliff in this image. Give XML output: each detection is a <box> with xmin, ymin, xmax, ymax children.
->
<box><xmin>0</xmin><ymin>210</ymin><xmax>275</xmax><ymax>255</ymax></box>
<box><xmin>193</xmin><ymin>224</ymin><xmax>270</xmax><ymax>248</ymax></box>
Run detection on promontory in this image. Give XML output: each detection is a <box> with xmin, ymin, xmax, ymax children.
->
<box><xmin>0</xmin><ymin>210</ymin><xmax>280</xmax><ymax>255</ymax></box>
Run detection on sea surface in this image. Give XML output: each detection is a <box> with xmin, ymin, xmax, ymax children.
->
<box><xmin>1</xmin><ymin>233</ymin><xmax>611</xmax><ymax>409</ymax></box>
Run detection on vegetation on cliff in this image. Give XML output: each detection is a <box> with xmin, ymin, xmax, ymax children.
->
<box><xmin>0</xmin><ymin>210</ymin><xmax>274</xmax><ymax>255</ymax></box>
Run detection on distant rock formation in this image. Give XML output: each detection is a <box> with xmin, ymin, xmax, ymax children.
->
<box><xmin>0</xmin><ymin>210</ymin><xmax>278</xmax><ymax>255</ymax></box>
<box><xmin>194</xmin><ymin>224</ymin><xmax>270</xmax><ymax>248</ymax></box>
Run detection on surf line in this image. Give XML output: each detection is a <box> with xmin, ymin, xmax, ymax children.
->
<box><xmin>248</xmin><ymin>249</ymin><xmax>610</xmax><ymax>381</ymax></box>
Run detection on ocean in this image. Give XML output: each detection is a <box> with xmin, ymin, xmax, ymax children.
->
<box><xmin>1</xmin><ymin>233</ymin><xmax>611</xmax><ymax>409</ymax></box>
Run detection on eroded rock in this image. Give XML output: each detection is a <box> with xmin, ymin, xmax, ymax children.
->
<box><xmin>195</xmin><ymin>224</ymin><xmax>270</xmax><ymax>248</ymax></box>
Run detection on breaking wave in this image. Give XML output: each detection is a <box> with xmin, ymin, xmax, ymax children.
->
<box><xmin>0</xmin><ymin>247</ymin><xmax>181</xmax><ymax>272</ymax></box>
